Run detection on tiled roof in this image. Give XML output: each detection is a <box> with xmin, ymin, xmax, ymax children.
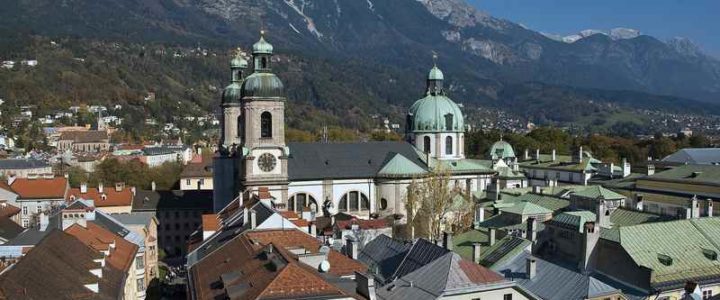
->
<box><xmin>65</xmin><ymin>222</ymin><xmax>139</xmax><ymax>273</ymax></box>
<box><xmin>0</xmin><ymin>230</ymin><xmax>124</xmax><ymax>299</ymax></box>
<box><xmin>0</xmin><ymin>217</ymin><xmax>24</xmax><ymax>240</ymax></box>
<box><xmin>495</xmin><ymin>251</ymin><xmax>621</xmax><ymax>300</ymax></box>
<box><xmin>377</xmin><ymin>252</ymin><xmax>507</xmax><ymax>299</ymax></box>
<box><xmin>10</xmin><ymin>177</ymin><xmax>67</xmax><ymax>199</ymax></box>
<box><xmin>189</xmin><ymin>229</ymin><xmax>360</xmax><ymax>300</ymax></box>
<box><xmin>67</xmin><ymin>186</ymin><xmax>134</xmax><ymax>207</ymax></box>
<box><xmin>618</xmin><ymin>217</ymin><xmax>720</xmax><ymax>286</ymax></box>
<box><xmin>499</xmin><ymin>201</ymin><xmax>553</xmax><ymax>216</ymax></box>
<box><xmin>0</xmin><ymin>203</ymin><xmax>20</xmax><ymax>218</ymax></box>
<box><xmin>59</xmin><ymin>130</ymin><xmax>109</xmax><ymax>143</ymax></box>
<box><xmin>180</xmin><ymin>159</ymin><xmax>213</xmax><ymax>178</ymax></box>
<box><xmin>109</xmin><ymin>212</ymin><xmax>156</xmax><ymax>227</ymax></box>
<box><xmin>572</xmin><ymin>185</ymin><xmax>626</xmax><ymax>200</ymax></box>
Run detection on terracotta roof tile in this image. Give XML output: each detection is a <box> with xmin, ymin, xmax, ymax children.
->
<box><xmin>458</xmin><ymin>258</ymin><xmax>505</xmax><ymax>284</ymax></box>
<box><xmin>59</xmin><ymin>130</ymin><xmax>109</xmax><ymax>143</ymax></box>
<box><xmin>66</xmin><ymin>186</ymin><xmax>134</xmax><ymax>207</ymax></box>
<box><xmin>0</xmin><ymin>203</ymin><xmax>20</xmax><ymax>218</ymax></box>
<box><xmin>10</xmin><ymin>177</ymin><xmax>67</xmax><ymax>199</ymax></box>
<box><xmin>65</xmin><ymin>222</ymin><xmax>138</xmax><ymax>272</ymax></box>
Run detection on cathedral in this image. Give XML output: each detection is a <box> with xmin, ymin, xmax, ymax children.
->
<box><xmin>213</xmin><ymin>33</ymin><xmax>521</xmax><ymax>221</ymax></box>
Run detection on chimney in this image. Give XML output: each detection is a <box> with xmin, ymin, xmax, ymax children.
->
<box><xmin>39</xmin><ymin>212</ymin><xmax>49</xmax><ymax>231</ymax></box>
<box><xmin>526</xmin><ymin>257</ymin><xmax>537</xmax><ymax>279</ymax></box>
<box><xmin>80</xmin><ymin>182</ymin><xmax>88</xmax><ymax>194</ymax></box>
<box><xmin>708</xmin><ymin>199</ymin><xmax>714</xmax><ymax>217</ymax></box>
<box><xmin>532</xmin><ymin>185</ymin><xmax>541</xmax><ymax>194</ymax></box>
<box><xmin>151</xmin><ymin>181</ymin><xmax>156</xmax><ymax>191</ymax></box>
<box><xmin>474</xmin><ymin>206</ymin><xmax>485</xmax><ymax>224</ymax></box>
<box><xmin>346</xmin><ymin>237</ymin><xmax>358</xmax><ymax>260</ymax></box>
<box><xmin>98</xmin><ymin>183</ymin><xmax>103</xmax><ymax>193</ymax></box>
<box><xmin>636</xmin><ymin>195</ymin><xmax>644</xmax><ymax>211</ymax></box>
<box><xmin>578</xmin><ymin>146</ymin><xmax>584</xmax><ymax>163</ymax></box>
<box><xmin>551</xmin><ymin>149</ymin><xmax>556</xmax><ymax>162</ymax></box>
<box><xmin>647</xmin><ymin>165</ymin><xmax>655</xmax><ymax>176</ymax></box>
<box><xmin>243</xmin><ymin>207</ymin><xmax>249</xmax><ymax>225</ymax></box>
<box><xmin>355</xmin><ymin>272</ymin><xmax>377</xmax><ymax>300</ymax></box>
<box><xmin>472</xmin><ymin>243</ymin><xmax>482</xmax><ymax>264</ymax></box>
<box><xmin>489</xmin><ymin>228</ymin><xmax>496</xmax><ymax>246</ymax></box>
<box><xmin>526</xmin><ymin>217</ymin><xmax>537</xmax><ymax>242</ymax></box>
<box><xmin>581</xmin><ymin>221</ymin><xmax>599</xmax><ymax>273</ymax></box>
<box><xmin>442</xmin><ymin>231</ymin><xmax>453</xmax><ymax>250</ymax></box>
<box><xmin>622</xmin><ymin>158</ymin><xmax>630</xmax><ymax>177</ymax></box>
<box><xmin>250</xmin><ymin>210</ymin><xmax>257</xmax><ymax>229</ymax></box>
<box><xmin>115</xmin><ymin>182</ymin><xmax>124</xmax><ymax>192</ymax></box>
<box><xmin>309</xmin><ymin>222</ymin><xmax>317</xmax><ymax>237</ymax></box>
<box><xmin>534</xmin><ymin>149</ymin><xmax>540</xmax><ymax>161</ymax></box>
<box><xmin>524</xmin><ymin>149</ymin><xmax>530</xmax><ymax>160</ymax></box>
<box><xmin>131</xmin><ymin>186</ymin><xmax>136</xmax><ymax>196</ymax></box>
<box><xmin>690</xmin><ymin>196</ymin><xmax>700</xmax><ymax>219</ymax></box>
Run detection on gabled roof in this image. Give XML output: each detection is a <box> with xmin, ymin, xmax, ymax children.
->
<box><xmin>572</xmin><ymin>185</ymin><xmax>626</xmax><ymax>200</ymax></box>
<box><xmin>378</xmin><ymin>252</ymin><xmax>507</xmax><ymax>300</ymax></box>
<box><xmin>479</xmin><ymin>236</ymin><xmax>531</xmax><ymax>268</ymax></box>
<box><xmin>59</xmin><ymin>130</ymin><xmax>109</xmax><ymax>143</ymax></box>
<box><xmin>495</xmin><ymin>251</ymin><xmax>621</xmax><ymax>300</ymax></box>
<box><xmin>65</xmin><ymin>222</ymin><xmax>139</xmax><ymax>273</ymax></box>
<box><xmin>609</xmin><ymin>208</ymin><xmax>669</xmax><ymax>227</ymax></box>
<box><xmin>645</xmin><ymin>164</ymin><xmax>720</xmax><ymax>185</ymax></box>
<box><xmin>499</xmin><ymin>201</ymin><xmax>553</xmax><ymax>216</ymax></box>
<box><xmin>662</xmin><ymin>148</ymin><xmax>720</xmax><ymax>165</ymax></box>
<box><xmin>377</xmin><ymin>153</ymin><xmax>427</xmax><ymax>177</ymax></box>
<box><xmin>548</xmin><ymin>211</ymin><xmax>597</xmax><ymax>232</ymax></box>
<box><xmin>10</xmin><ymin>177</ymin><xmax>67</xmax><ymax>199</ymax></box>
<box><xmin>391</xmin><ymin>238</ymin><xmax>450</xmax><ymax>282</ymax></box>
<box><xmin>0</xmin><ymin>217</ymin><xmax>24</xmax><ymax>241</ymax></box>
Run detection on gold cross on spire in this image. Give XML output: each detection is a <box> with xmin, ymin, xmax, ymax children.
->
<box><xmin>431</xmin><ymin>50</ymin><xmax>438</xmax><ymax>66</ymax></box>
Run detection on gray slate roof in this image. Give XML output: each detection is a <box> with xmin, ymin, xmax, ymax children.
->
<box><xmin>391</xmin><ymin>238</ymin><xmax>450</xmax><ymax>282</ymax></box>
<box><xmin>287</xmin><ymin>142</ymin><xmax>427</xmax><ymax>181</ymax></box>
<box><xmin>110</xmin><ymin>212</ymin><xmax>156</xmax><ymax>227</ymax></box>
<box><xmin>663</xmin><ymin>148</ymin><xmax>720</xmax><ymax>165</ymax></box>
<box><xmin>494</xmin><ymin>251</ymin><xmax>620</xmax><ymax>300</ymax></box>
<box><xmin>0</xmin><ymin>159</ymin><xmax>49</xmax><ymax>170</ymax></box>
<box><xmin>358</xmin><ymin>234</ymin><xmax>412</xmax><ymax>283</ymax></box>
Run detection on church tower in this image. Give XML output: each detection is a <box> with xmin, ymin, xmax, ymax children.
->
<box><xmin>213</xmin><ymin>49</ymin><xmax>248</xmax><ymax>212</ymax></box>
<box><xmin>238</xmin><ymin>32</ymin><xmax>289</xmax><ymax>202</ymax></box>
<box><xmin>406</xmin><ymin>56</ymin><xmax>466</xmax><ymax>160</ymax></box>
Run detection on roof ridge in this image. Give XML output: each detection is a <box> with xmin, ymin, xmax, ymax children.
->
<box><xmin>690</xmin><ymin>219</ymin><xmax>720</xmax><ymax>253</ymax></box>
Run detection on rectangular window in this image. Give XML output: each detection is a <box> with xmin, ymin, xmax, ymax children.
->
<box><xmin>22</xmin><ymin>206</ymin><xmax>27</xmax><ymax>215</ymax></box>
<box><xmin>350</xmin><ymin>192</ymin><xmax>359</xmax><ymax>211</ymax></box>
<box><xmin>503</xmin><ymin>294</ymin><xmax>513</xmax><ymax>300</ymax></box>
<box><xmin>186</xmin><ymin>179</ymin><xmax>191</xmax><ymax>185</ymax></box>
<box><xmin>37</xmin><ymin>205</ymin><xmax>42</xmax><ymax>214</ymax></box>
<box><xmin>136</xmin><ymin>256</ymin><xmax>144</xmax><ymax>269</ymax></box>
<box><xmin>703</xmin><ymin>290</ymin><xmax>712</xmax><ymax>300</ymax></box>
<box><xmin>22</xmin><ymin>219</ymin><xmax>29</xmax><ymax>228</ymax></box>
<box><xmin>137</xmin><ymin>278</ymin><xmax>145</xmax><ymax>292</ymax></box>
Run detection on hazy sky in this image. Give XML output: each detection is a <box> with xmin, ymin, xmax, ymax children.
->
<box><xmin>468</xmin><ymin>0</ymin><xmax>720</xmax><ymax>57</ymax></box>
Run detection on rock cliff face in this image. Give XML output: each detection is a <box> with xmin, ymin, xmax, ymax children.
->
<box><xmin>1</xmin><ymin>0</ymin><xmax>720</xmax><ymax>103</ymax></box>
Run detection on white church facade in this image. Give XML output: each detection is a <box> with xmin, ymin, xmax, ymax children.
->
<box><xmin>213</xmin><ymin>33</ymin><xmax>521</xmax><ymax>222</ymax></box>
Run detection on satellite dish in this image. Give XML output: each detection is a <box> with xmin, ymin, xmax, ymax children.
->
<box><xmin>319</xmin><ymin>246</ymin><xmax>330</xmax><ymax>255</ymax></box>
<box><xmin>318</xmin><ymin>260</ymin><xmax>331</xmax><ymax>273</ymax></box>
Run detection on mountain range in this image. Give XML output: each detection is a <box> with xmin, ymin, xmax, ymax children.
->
<box><xmin>1</xmin><ymin>0</ymin><xmax>720</xmax><ymax>132</ymax></box>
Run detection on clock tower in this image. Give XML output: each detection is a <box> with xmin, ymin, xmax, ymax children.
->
<box><xmin>237</xmin><ymin>32</ymin><xmax>289</xmax><ymax>202</ymax></box>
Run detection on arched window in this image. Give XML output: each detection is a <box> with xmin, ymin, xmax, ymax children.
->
<box><xmin>380</xmin><ymin>198</ymin><xmax>388</xmax><ymax>210</ymax></box>
<box><xmin>423</xmin><ymin>136</ymin><xmax>431</xmax><ymax>153</ymax></box>
<box><xmin>237</xmin><ymin>116</ymin><xmax>242</xmax><ymax>138</ymax></box>
<box><xmin>261</xmin><ymin>57</ymin><xmax>268</xmax><ymax>69</ymax></box>
<box><xmin>260</xmin><ymin>112</ymin><xmax>272</xmax><ymax>138</ymax></box>
<box><xmin>445</xmin><ymin>114</ymin><xmax>453</xmax><ymax>131</ymax></box>
<box><xmin>338</xmin><ymin>191</ymin><xmax>370</xmax><ymax>212</ymax></box>
<box><xmin>287</xmin><ymin>193</ymin><xmax>318</xmax><ymax>212</ymax></box>
<box><xmin>445</xmin><ymin>136</ymin><xmax>453</xmax><ymax>155</ymax></box>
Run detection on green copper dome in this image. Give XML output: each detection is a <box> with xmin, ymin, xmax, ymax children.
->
<box><xmin>253</xmin><ymin>35</ymin><xmax>274</xmax><ymax>54</ymax></box>
<box><xmin>241</xmin><ymin>72</ymin><xmax>285</xmax><ymax>100</ymax></box>
<box><xmin>489</xmin><ymin>140</ymin><xmax>515</xmax><ymax>160</ymax></box>
<box><xmin>428</xmin><ymin>66</ymin><xmax>444</xmax><ymax>81</ymax></box>
<box><xmin>407</xmin><ymin>95</ymin><xmax>464</xmax><ymax>133</ymax></box>
<box><xmin>231</xmin><ymin>55</ymin><xmax>248</xmax><ymax>69</ymax></box>
<box><xmin>222</xmin><ymin>82</ymin><xmax>243</xmax><ymax>104</ymax></box>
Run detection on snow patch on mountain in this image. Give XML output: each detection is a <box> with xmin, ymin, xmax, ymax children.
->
<box><xmin>366</xmin><ymin>0</ymin><xmax>374</xmax><ymax>11</ymax></box>
<box><xmin>544</xmin><ymin>28</ymin><xmax>641</xmax><ymax>44</ymax></box>
<box><xmin>416</xmin><ymin>0</ymin><xmax>508</xmax><ymax>30</ymax></box>
<box><xmin>284</xmin><ymin>0</ymin><xmax>323</xmax><ymax>38</ymax></box>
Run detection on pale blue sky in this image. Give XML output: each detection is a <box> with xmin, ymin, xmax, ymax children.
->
<box><xmin>468</xmin><ymin>0</ymin><xmax>720</xmax><ymax>57</ymax></box>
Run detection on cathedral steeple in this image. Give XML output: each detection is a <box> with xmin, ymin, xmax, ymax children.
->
<box><xmin>252</xmin><ymin>30</ymin><xmax>274</xmax><ymax>72</ymax></box>
<box><xmin>426</xmin><ymin>52</ymin><xmax>445</xmax><ymax>96</ymax></box>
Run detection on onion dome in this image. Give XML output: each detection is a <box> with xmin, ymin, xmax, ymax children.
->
<box><xmin>231</xmin><ymin>55</ymin><xmax>248</xmax><ymax>69</ymax></box>
<box><xmin>240</xmin><ymin>73</ymin><xmax>285</xmax><ymax>100</ymax></box>
<box><xmin>428</xmin><ymin>66</ymin><xmax>444</xmax><ymax>81</ymax></box>
<box><xmin>252</xmin><ymin>32</ymin><xmax>274</xmax><ymax>54</ymax></box>
<box><xmin>489</xmin><ymin>140</ymin><xmax>516</xmax><ymax>160</ymax></box>
<box><xmin>222</xmin><ymin>83</ymin><xmax>243</xmax><ymax>104</ymax></box>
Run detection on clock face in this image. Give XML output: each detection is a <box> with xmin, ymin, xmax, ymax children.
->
<box><xmin>258</xmin><ymin>153</ymin><xmax>277</xmax><ymax>172</ymax></box>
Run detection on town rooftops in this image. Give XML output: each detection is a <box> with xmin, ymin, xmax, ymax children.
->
<box><xmin>548</xmin><ymin>211</ymin><xmax>597</xmax><ymax>232</ymax></box>
<box><xmin>0</xmin><ymin>230</ymin><xmax>124</xmax><ymax>299</ymax></box>
<box><xmin>132</xmin><ymin>189</ymin><xmax>213</xmax><ymax>211</ymax></box>
<box><xmin>644</xmin><ymin>164</ymin><xmax>720</xmax><ymax>185</ymax></box>
<box><xmin>499</xmin><ymin>201</ymin><xmax>553</xmax><ymax>216</ymax></box>
<box><xmin>65</xmin><ymin>222</ymin><xmax>139</xmax><ymax>273</ymax></box>
<box><xmin>359</xmin><ymin>235</ymin><xmax>450</xmax><ymax>285</ymax></box>
<box><xmin>572</xmin><ymin>185</ymin><xmax>626</xmax><ymax>200</ymax></box>
<box><xmin>0</xmin><ymin>158</ymin><xmax>50</xmax><ymax>170</ymax></box>
<box><xmin>180</xmin><ymin>158</ymin><xmax>213</xmax><ymax>178</ymax></box>
<box><xmin>109</xmin><ymin>212</ymin><xmax>157</xmax><ymax>227</ymax></box>
<box><xmin>10</xmin><ymin>176</ymin><xmax>68</xmax><ymax>199</ymax></box>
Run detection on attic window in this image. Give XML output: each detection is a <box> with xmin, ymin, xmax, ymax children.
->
<box><xmin>658</xmin><ymin>254</ymin><xmax>673</xmax><ymax>266</ymax></box>
<box><xmin>703</xmin><ymin>249</ymin><xmax>718</xmax><ymax>261</ymax></box>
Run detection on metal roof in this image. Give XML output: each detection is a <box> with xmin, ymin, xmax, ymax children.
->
<box><xmin>499</xmin><ymin>201</ymin><xmax>553</xmax><ymax>216</ymax></box>
<box><xmin>572</xmin><ymin>185</ymin><xmax>626</xmax><ymax>200</ymax></box>
<box><xmin>377</xmin><ymin>153</ymin><xmax>428</xmax><ymax>178</ymax></box>
<box><xmin>494</xmin><ymin>251</ymin><xmax>621</xmax><ymax>300</ymax></box>
<box><xmin>548</xmin><ymin>211</ymin><xmax>596</xmax><ymax>232</ymax></box>
<box><xmin>662</xmin><ymin>148</ymin><xmax>720</xmax><ymax>165</ymax></box>
<box><xmin>357</xmin><ymin>234</ymin><xmax>412</xmax><ymax>284</ymax></box>
<box><xmin>0</xmin><ymin>159</ymin><xmax>49</xmax><ymax>170</ymax></box>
